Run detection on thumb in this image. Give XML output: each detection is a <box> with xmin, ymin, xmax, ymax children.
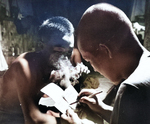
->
<box><xmin>61</xmin><ymin>113</ymin><xmax>68</xmax><ymax>120</ymax></box>
<box><xmin>80</xmin><ymin>96</ymin><xmax>96</xmax><ymax>105</ymax></box>
<box><xmin>46</xmin><ymin>110</ymin><xmax>60</xmax><ymax>117</ymax></box>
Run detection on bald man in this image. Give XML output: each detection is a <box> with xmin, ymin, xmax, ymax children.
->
<box><xmin>62</xmin><ymin>3</ymin><xmax>150</xmax><ymax>124</ymax></box>
<box><xmin>0</xmin><ymin>16</ymin><xmax>74</xmax><ymax>124</ymax></box>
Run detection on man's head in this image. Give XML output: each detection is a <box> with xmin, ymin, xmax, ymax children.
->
<box><xmin>39</xmin><ymin>16</ymin><xmax>74</xmax><ymax>66</ymax></box>
<box><xmin>77</xmin><ymin>3</ymin><xmax>142</xmax><ymax>84</ymax></box>
<box><xmin>39</xmin><ymin>16</ymin><xmax>74</xmax><ymax>50</ymax></box>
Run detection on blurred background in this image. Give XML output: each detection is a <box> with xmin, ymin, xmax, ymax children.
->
<box><xmin>0</xmin><ymin>0</ymin><xmax>149</xmax><ymax>67</ymax></box>
<box><xmin>0</xmin><ymin>1</ymin><xmax>149</xmax><ymax>123</ymax></box>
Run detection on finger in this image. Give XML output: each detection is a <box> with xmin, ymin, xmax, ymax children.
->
<box><xmin>78</xmin><ymin>89</ymin><xmax>95</xmax><ymax>98</ymax></box>
<box><xmin>43</xmin><ymin>94</ymin><xmax>49</xmax><ymax>98</ymax></box>
<box><xmin>46</xmin><ymin>110</ymin><xmax>60</xmax><ymax>117</ymax></box>
<box><xmin>67</xmin><ymin>108</ymin><xmax>76</xmax><ymax>117</ymax></box>
<box><xmin>61</xmin><ymin>113</ymin><xmax>74</xmax><ymax>124</ymax></box>
<box><xmin>61</xmin><ymin>113</ymin><xmax>69</xmax><ymax>120</ymax></box>
<box><xmin>80</xmin><ymin>96</ymin><xmax>96</xmax><ymax>105</ymax></box>
<box><xmin>67</xmin><ymin>109</ymin><xmax>81</xmax><ymax>123</ymax></box>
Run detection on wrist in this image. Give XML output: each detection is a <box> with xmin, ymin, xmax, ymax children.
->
<box><xmin>81</xmin><ymin>119</ymin><xmax>96</xmax><ymax>124</ymax></box>
<box><xmin>98</xmin><ymin>102</ymin><xmax>113</xmax><ymax>122</ymax></box>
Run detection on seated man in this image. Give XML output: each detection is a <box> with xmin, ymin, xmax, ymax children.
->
<box><xmin>0</xmin><ymin>16</ymin><xmax>74</xmax><ymax>124</ymax></box>
<box><xmin>61</xmin><ymin>3</ymin><xmax>150</xmax><ymax>124</ymax></box>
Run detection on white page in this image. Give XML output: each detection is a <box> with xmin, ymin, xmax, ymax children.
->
<box><xmin>40</xmin><ymin>83</ymin><xmax>64</xmax><ymax>99</ymax></box>
<box><xmin>39</xmin><ymin>97</ymin><xmax>55</xmax><ymax>107</ymax></box>
<box><xmin>63</xmin><ymin>85</ymin><xmax>78</xmax><ymax>109</ymax></box>
<box><xmin>40</xmin><ymin>83</ymin><xmax>76</xmax><ymax>114</ymax></box>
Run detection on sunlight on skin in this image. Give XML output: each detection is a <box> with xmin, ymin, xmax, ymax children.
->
<box><xmin>63</xmin><ymin>33</ymin><xmax>74</xmax><ymax>47</ymax></box>
<box><xmin>19</xmin><ymin>57</ymin><xmax>31</xmax><ymax>82</ymax></box>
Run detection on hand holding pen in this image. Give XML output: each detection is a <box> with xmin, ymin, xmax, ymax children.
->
<box><xmin>70</xmin><ymin>91</ymin><xmax>103</xmax><ymax>105</ymax></box>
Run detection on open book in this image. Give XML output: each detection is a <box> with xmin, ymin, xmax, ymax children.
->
<box><xmin>39</xmin><ymin>83</ymin><xmax>78</xmax><ymax>114</ymax></box>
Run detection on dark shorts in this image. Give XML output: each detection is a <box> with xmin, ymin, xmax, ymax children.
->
<box><xmin>0</xmin><ymin>110</ymin><xmax>24</xmax><ymax>124</ymax></box>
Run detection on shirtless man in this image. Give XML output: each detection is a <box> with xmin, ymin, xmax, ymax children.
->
<box><xmin>62</xmin><ymin>3</ymin><xmax>150</xmax><ymax>124</ymax></box>
<box><xmin>0</xmin><ymin>16</ymin><xmax>74</xmax><ymax>124</ymax></box>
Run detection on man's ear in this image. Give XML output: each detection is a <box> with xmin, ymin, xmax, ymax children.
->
<box><xmin>99</xmin><ymin>44</ymin><xmax>112</xmax><ymax>58</ymax></box>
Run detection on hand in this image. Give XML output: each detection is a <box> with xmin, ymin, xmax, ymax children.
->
<box><xmin>70</xmin><ymin>48</ymin><xmax>82</xmax><ymax>66</ymax></box>
<box><xmin>46</xmin><ymin>110</ymin><xmax>60</xmax><ymax>118</ymax></box>
<box><xmin>61</xmin><ymin>108</ymin><xmax>82</xmax><ymax>124</ymax></box>
<box><xmin>78</xmin><ymin>89</ymin><xmax>102</xmax><ymax>113</ymax></box>
<box><xmin>44</xmin><ymin>110</ymin><xmax>60</xmax><ymax>124</ymax></box>
<box><xmin>78</xmin><ymin>89</ymin><xmax>113</xmax><ymax>122</ymax></box>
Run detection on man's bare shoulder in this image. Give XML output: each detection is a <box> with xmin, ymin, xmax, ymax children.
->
<box><xmin>13</xmin><ymin>51</ymin><xmax>43</xmax><ymax>66</ymax></box>
<box><xmin>2</xmin><ymin>52</ymin><xmax>29</xmax><ymax>83</ymax></box>
<box><xmin>11</xmin><ymin>52</ymin><xmax>30</xmax><ymax>68</ymax></box>
<box><xmin>3</xmin><ymin>51</ymin><xmax>47</xmax><ymax>81</ymax></box>
<box><xmin>6</xmin><ymin>52</ymin><xmax>42</xmax><ymax>75</ymax></box>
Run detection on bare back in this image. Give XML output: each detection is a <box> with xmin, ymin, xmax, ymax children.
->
<box><xmin>0</xmin><ymin>51</ymin><xmax>55</xmax><ymax>123</ymax></box>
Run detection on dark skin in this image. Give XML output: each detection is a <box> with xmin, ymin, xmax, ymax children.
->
<box><xmin>0</xmin><ymin>16</ymin><xmax>75</xmax><ymax>124</ymax></box>
<box><xmin>0</xmin><ymin>47</ymin><xmax>60</xmax><ymax>124</ymax></box>
<box><xmin>70</xmin><ymin>48</ymin><xmax>82</xmax><ymax>67</ymax></box>
<box><xmin>62</xmin><ymin>3</ymin><xmax>144</xmax><ymax>124</ymax></box>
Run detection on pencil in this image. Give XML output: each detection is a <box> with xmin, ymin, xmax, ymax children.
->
<box><xmin>88</xmin><ymin>91</ymin><xmax>103</xmax><ymax>98</ymax></box>
<box><xmin>69</xmin><ymin>91</ymin><xmax>103</xmax><ymax>105</ymax></box>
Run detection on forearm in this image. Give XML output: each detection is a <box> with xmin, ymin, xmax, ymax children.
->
<box><xmin>78</xmin><ymin>89</ymin><xmax>113</xmax><ymax>123</ymax></box>
<box><xmin>80</xmin><ymin>119</ymin><xmax>96</xmax><ymax>124</ymax></box>
<box><xmin>97</xmin><ymin>103</ymin><xmax>113</xmax><ymax>123</ymax></box>
<box><xmin>25</xmin><ymin>109</ymin><xmax>57</xmax><ymax>124</ymax></box>
<box><xmin>22</xmin><ymin>104</ymin><xmax>46</xmax><ymax>124</ymax></box>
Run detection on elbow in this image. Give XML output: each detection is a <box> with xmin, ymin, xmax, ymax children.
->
<box><xmin>28</xmin><ymin>110</ymin><xmax>57</xmax><ymax>124</ymax></box>
<box><xmin>24</xmin><ymin>110</ymin><xmax>46</xmax><ymax>124</ymax></box>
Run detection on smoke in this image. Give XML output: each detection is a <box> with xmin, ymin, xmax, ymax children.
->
<box><xmin>50</xmin><ymin>55</ymin><xmax>90</xmax><ymax>88</ymax></box>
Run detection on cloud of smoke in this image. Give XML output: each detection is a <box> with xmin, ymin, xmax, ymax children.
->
<box><xmin>50</xmin><ymin>55</ymin><xmax>90</xmax><ymax>88</ymax></box>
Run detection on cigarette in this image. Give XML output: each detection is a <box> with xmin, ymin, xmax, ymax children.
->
<box><xmin>69</xmin><ymin>91</ymin><xmax>103</xmax><ymax>105</ymax></box>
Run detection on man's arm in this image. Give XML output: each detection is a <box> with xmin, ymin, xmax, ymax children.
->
<box><xmin>70</xmin><ymin>48</ymin><xmax>82</xmax><ymax>66</ymax></box>
<box><xmin>111</xmin><ymin>84</ymin><xmax>150</xmax><ymax>124</ymax></box>
<box><xmin>13</xmin><ymin>59</ymin><xmax>57</xmax><ymax>124</ymax></box>
<box><xmin>78</xmin><ymin>89</ymin><xmax>113</xmax><ymax>122</ymax></box>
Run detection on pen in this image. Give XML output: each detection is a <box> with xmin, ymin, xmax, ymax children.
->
<box><xmin>69</xmin><ymin>91</ymin><xmax>103</xmax><ymax>105</ymax></box>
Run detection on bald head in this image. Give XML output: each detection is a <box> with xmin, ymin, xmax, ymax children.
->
<box><xmin>76</xmin><ymin>3</ymin><xmax>143</xmax><ymax>84</ymax></box>
<box><xmin>77</xmin><ymin>3</ymin><xmax>135</xmax><ymax>53</ymax></box>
